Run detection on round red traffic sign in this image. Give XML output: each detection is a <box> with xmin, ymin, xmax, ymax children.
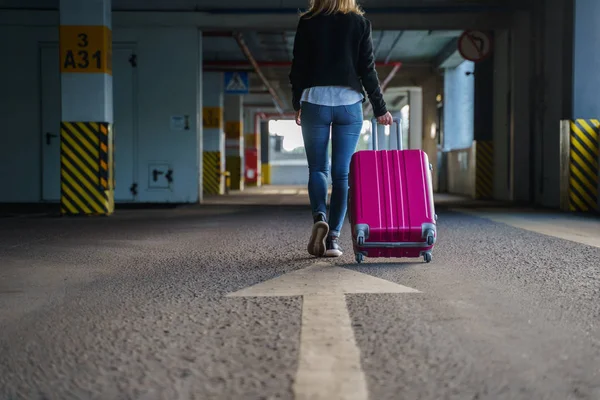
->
<box><xmin>457</xmin><ymin>30</ymin><xmax>493</xmax><ymax>62</ymax></box>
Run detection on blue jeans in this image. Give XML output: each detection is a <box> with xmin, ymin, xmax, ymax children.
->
<box><xmin>301</xmin><ymin>101</ymin><xmax>363</xmax><ymax>237</ymax></box>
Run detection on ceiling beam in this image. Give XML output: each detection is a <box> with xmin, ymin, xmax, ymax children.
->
<box><xmin>204</xmin><ymin>60</ymin><xmax>406</xmax><ymax>68</ymax></box>
<box><xmin>434</xmin><ymin>37</ymin><xmax>461</xmax><ymax>68</ymax></box>
<box><xmin>390</xmin><ymin>95</ymin><xmax>408</xmax><ymax>109</ymax></box>
<box><xmin>202</xmin><ymin>31</ymin><xmax>234</xmax><ymax>37</ymax></box>
<box><xmin>244</xmin><ymin>103</ymin><xmax>276</xmax><ymax>108</ymax></box>
<box><xmin>114</xmin><ymin>11</ymin><xmax>513</xmax><ymax>30</ymax></box>
<box><xmin>2</xmin><ymin>10</ymin><xmax>514</xmax><ymax>30</ymax></box>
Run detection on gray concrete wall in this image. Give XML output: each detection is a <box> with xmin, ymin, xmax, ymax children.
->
<box><xmin>0</xmin><ymin>20</ymin><xmax>203</xmax><ymax>203</ymax></box>
<box><xmin>510</xmin><ymin>10</ymin><xmax>533</xmax><ymax>204</ymax></box>
<box><xmin>422</xmin><ymin>75</ymin><xmax>440</xmax><ymax>193</ymax></box>
<box><xmin>531</xmin><ymin>0</ymin><xmax>574</xmax><ymax>208</ymax></box>
<box><xmin>446</xmin><ymin>146</ymin><xmax>476</xmax><ymax>198</ymax></box>
<box><xmin>493</xmin><ymin>28</ymin><xmax>511</xmax><ymax>202</ymax></box>
<box><xmin>573</xmin><ymin>0</ymin><xmax>600</xmax><ymax>118</ymax></box>
<box><xmin>443</xmin><ymin>61</ymin><xmax>475</xmax><ymax>151</ymax></box>
<box><xmin>270</xmin><ymin>164</ymin><xmax>309</xmax><ymax>186</ymax></box>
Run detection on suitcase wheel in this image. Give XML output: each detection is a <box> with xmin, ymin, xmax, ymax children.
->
<box><xmin>423</xmin><ymin>252</ymin><xmax>432</xmax><ymax>263</ymax></box>
<box><xmin>356</xmin><ymin>230</ymin><xmax>366</xmax><ymax>246</ymax></box>
<box><xmin>357</xmin><ymin>235</ymin><xmax>365</xmax><ymax>246</ymax></box>
<box><xmin>355</xmin><ymin>253</ymin><xmax>364</xmax><ymax>264</ymax></box>
<box><xmin>425</xmin><ymin>229</ymin><xmax>436</xmax><ymax>246</ymax></box>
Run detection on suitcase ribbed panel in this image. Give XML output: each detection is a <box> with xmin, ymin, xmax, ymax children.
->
<box><xmin>349</xmin><ymin>149</ymin><xmax>436</xmax><ymax>259</ymax></box>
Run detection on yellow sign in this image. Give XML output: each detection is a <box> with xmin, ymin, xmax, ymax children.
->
<box><xmin>245</xmin><ymin>133</ymin><xmax>257</xmax><ymax>149</ymax></box>
<box><xmin>203</xmin><ymin>107</ymin><xmax>223</xmax><ymax>129</ymax></box>
<box><xmin>225</xmin><ymin>121</ymin><xmax>242</xmax><ymax>139</ymax></box>
<box><xmin>59</xmin><ymin>25</ymin><xmax>112</xmax><ymax>75</ymax></box>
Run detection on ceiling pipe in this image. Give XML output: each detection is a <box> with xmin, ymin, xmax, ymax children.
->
<box><xmin>233</xmin><ymin>32</ymin><xmax>285</xmax><ymax>114</ymax></box>
<box><xmin>380</xmin><ymin>63</ymin><xmax>402</xmax><ymax>92</ymax></box>
<box><xmin>363</xmin><ymin>29</ymin><xmax>404</xmax><ymax>117</ymax></box>
<box><xmin>363</xmin><ymin>62</ymin><xmax>402</xmax><ymax>116</ymax></box>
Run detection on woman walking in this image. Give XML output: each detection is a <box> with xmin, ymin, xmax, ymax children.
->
<box><xmin>290</xmin><ymin>0</ymin><xmax>393</xmax><ymax>257</ymax></box>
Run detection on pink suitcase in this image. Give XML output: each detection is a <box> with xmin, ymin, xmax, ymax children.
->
<box><xmin>348</xmin><ymin>118</ymin><xmax>437</xmax><ymax>263</ymax></box>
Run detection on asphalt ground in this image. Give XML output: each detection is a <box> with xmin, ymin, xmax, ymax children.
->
<box><xmin>1</xmin><ymin>188</ymin><xmax>599</xmax><ymax>400</ymax></box>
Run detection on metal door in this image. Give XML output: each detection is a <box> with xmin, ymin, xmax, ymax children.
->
<box><xmin>113</xmin><ymin>45</ymin><xmax>137</xmax><ymax>201</ymax></box>
<box><xmin>40</xmin><ymin>44</ymin><xmax>61</xmax><ymax>201</ymax></box>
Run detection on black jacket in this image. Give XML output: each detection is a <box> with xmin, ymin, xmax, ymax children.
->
<box><xmin>289</xmin><ymin>11</ymin><xmax>388</xmax><ymax>117</ymax></box>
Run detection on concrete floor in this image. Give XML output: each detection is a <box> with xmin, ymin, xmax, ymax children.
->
<box><xmin>1</xmin><ymin>186</ymin><xmax>599</xmax><ymax>399</ymax></box>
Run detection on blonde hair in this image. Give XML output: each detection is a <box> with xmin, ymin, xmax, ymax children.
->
<box><xmin>300</xmin><ymin>0</ymin><xmax>364</xmax><ymax>17</ymax></box>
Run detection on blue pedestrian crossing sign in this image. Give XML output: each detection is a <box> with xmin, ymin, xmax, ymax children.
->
<box><xmin>224</xmin><ymin>71</ymin><xmax>249</xmax><ymax>94</ymax></box>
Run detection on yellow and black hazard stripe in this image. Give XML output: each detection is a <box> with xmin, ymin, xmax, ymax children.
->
<box><xmin>569</xmin><ymin>119</ymin><xmax>599</xmax><ymax>212</ymax></box>
<box><xmin>475</xmin><ymin>140</ymin><xmax>494</xmax><ymax>199</ymax></box>
<box><xmin>226</xmin><ymin>156</ymin><xmax>242</xmax><ymax>191</ymax></box>
<box><xmin>60</xmin><ymin>122</ymin><xmax>114</xmax><ymax>216</ymax></box>
<box><xmin>261</xmin><ymin>163</ymin><xmax>271</xmax><ymax>185</ymax></box>
<box><xmin>203</xmin><ymin>151</ymin><xmax>222</xmax><ymax>195</ymax></box>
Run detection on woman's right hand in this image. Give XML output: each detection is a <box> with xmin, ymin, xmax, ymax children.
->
<box><xmin>377</xmin><ymin>111</ymin><xmax>393</xmax><ymax>126</ymax></box>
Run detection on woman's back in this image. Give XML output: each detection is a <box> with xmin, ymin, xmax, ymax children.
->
<box><xmin>290</xmin><ymin>10</ymin><xmax>386</xmax><ymax>116</ymax></box>
<box><xmin>291</xmin><ymin>0</ymin><xmax>393</xmax><ymax>259</ymax></box>
<box><xmin>297</xmin><ymin>12</ymin><xmax>367</xmax><ymax>73</ymax></box>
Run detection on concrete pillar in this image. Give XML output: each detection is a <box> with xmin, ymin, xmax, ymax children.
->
<box><xmin>260</xmin><ymin>120</ymin><xmax>271</xmax><ymax>185</ymax></box>
<box><xmin>408</xmin><ymin>88</ymin><xmax>423</xmax><ymax>150</ymax></box>
<box><xmin>443</xmin><ymin>62</ymin><xmax>475</xmax><ymax>151</ymax></box>
<box><xmin>224</xmin><ymin>95</ymin><xmax>243</xmax><ymax>191</ymax></box>
<box><xmin>528</xmin><ymin>0</ymin><xmax>573</xmax><ymax>208</ymax></box>
<box><xmin>569</xmin><ymin>0</ymin><xmax>599</xmax><ymax>212</ymax></box>
<box><xmin>422</xmin><ymin>76</ymin><xmax>440</xmax><ymax>193</ymax></box>
<box><xmin>573</xmin><ymin>0</ymin><xmax>600</xmax><ymax>119</ymax></box>
<box><xmin>509</xmin><ymin>15</ymin><xmax>532</xmax><ymax>204</ymax></box>
<box><xmin>244</xmin><ymin>110</ymin><xmax>261</xmax><ymax>187</ymax></box>
<box><xmin>202</xmin><ymin>72</ymin><xmax>225</xmax><ymax>195</ymax></box>
<box><xmin>59</xmin><ymin>0</ymin><xmax>114</xmax><ymax>216</ymax></box>
<box><xmin>492</xmin><ymin>30</ymin><xmax>510</xmax><ymax>202</ymax></box>
<box><xmin>474</xmin><ymin>43</ymin><xmax>497</xmax><ymax>202</ymax></box>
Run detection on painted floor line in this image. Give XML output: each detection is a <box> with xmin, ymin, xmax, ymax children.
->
<box><xmin>227</xmin><ymin>262</ymin><xmax>421</xmax><ymax>400</ymax></box>
<box><xmin>453</xmin><ymin>208</ymin><xmax>600</xmax><ymax>249</ymax></box>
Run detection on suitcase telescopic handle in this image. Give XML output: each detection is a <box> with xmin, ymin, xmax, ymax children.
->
<box><xmin>371</xmin><ymin>117</ymin><xmax>403</xmax><ymax>151</ymax></box>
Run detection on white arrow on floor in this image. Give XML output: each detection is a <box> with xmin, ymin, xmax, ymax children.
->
<box><xmin>227</xmin><ymin>262</ymin><xmax>421</xmax><ymax>400</ymax></box>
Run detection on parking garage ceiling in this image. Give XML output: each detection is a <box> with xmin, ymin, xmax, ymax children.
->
<box><xmin>203</xmin><ymin>29</ymin><xmax>462</xmax><ymax>112</ymax></box>
<box><xmin>2</xmin><ymin>0</ymin><xmax>528</xmax><ymax>10</ymax></box>
<box><xmin>2</xmin><ymin>0</ymin><xmax>524</xmax><ymax>113</ymax></box>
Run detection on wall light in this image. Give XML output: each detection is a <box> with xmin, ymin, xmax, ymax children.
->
<box><xmin>430</xmin><ymin>123</ymin><xmax>437</xmax><ymax>140</ymax></box>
